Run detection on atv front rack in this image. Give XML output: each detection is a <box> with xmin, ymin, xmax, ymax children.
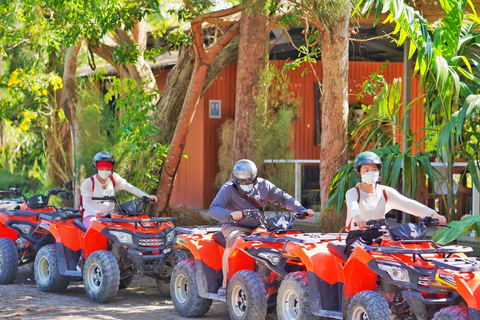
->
<box><xmin>99</xmin><ymin>217</ymin><xmax>177</xmax><ymax>229</ymax></box>
<box><xmin>244</xmin><ymin>234</ymin><xmax>290</xmax><ymax>243</ymax></box>
<box><xmin>39</xmin><ymin>212</ymin><xmax>82</xmax><ymax>220</ymax></box>
<box><xmin>433</xmin><ymin>257</ymin><xmax>480</xmax><ymax>272</ymax></box>
<box><xmin>364</xmin><ymin>242</ymin><xmax>473</xmax><ymax>255</ymax></box>
<box><xmin>175</xmin><ymin>225</ymin><xmax>222</xmax><ymax>234</ymax></box>
<box><xmin>283</xmin><ymin>233</ymin><xmax>345</xmax><ymax>243</ymax></box>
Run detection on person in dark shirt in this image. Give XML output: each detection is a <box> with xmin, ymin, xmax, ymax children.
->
<box><xmin>209</xmin><ymin>159</ymin><xmax>315</xmax><ymax>295</ymax></box>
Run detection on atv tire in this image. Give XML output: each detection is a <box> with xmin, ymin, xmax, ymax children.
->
<box><xmin>347</xmin><ymin>290</ymin><xmax>392</xmax><ymax>320</ymax></box>
<box><xmin>119</xmin><ymin>274</ymin><xmax>134</xmax><ymax>289</ymax></box>
<box><xmin>433</xmin><ymin>306</ymin><xmax>469</xmax><ymax>320</ymax></box>
<box><xmin>277</xmin><ymin>271</ymin><xmax>319</xmax><ymax>320</ymax></box>
<box><xmin>171</xmin><ymin>258</ymin><xmax>212</xmax><ymax>317</ymax></box>
<box><xmin>84</xmin><ymin>250</ymin><xmax>120</xmax><ymax>303</ymax></box>
<box><xmin>0</xmin><ymin>237</ymin><xmax>19</xmax><ymax>284</ymax></box>
<box><xmin>34</xmin><ymin>244</ymin><xmax>71</xmax><ymax>292</ymax></box>
<box><xmin>227</xmin><ymin>269</ymin><xmax>268</xmax><ymax>320</ymax></box>
<box><xmin>156</xmin><ymin>250</ymin><xmax>188</xmax><ymax>298</ymax></box>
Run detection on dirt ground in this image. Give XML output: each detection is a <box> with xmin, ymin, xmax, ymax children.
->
<box><xmin>1</xmin><ymin>265</ymin><xmax>277</xmax><ymax>320</ymax></box>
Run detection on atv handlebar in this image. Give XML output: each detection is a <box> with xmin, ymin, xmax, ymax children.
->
<box><xmin>354</xmin><ymin>218</ymin><xmax>386</xmax><ymax>228</ymax></box>
<box><xmin>47</xmin><ymin>188</ymin><xmax>66</xmax><ymax>196</ymax></box>
<box><xmin>0</xmin><ymin>188</ymin><xmax>22</xmax><ymax>197</ymax></box>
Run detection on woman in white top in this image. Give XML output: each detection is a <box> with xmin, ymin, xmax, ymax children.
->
<box><xmin>344</xmin><ymin>151</ymin><xmax>446</xmax><ymax>256</ymax></box>
<box><xmin>80</xmin><ymin>151</ymin><xmax>158</xmax><ymax>229</ymax></box>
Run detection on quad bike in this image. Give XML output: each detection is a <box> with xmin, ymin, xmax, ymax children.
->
<box><xmin>34</xmin><ymin>195</ymin><xmax>187</xmax><ymax>303</ymax></box>
<box><xmin>170</xmin><ymin>209</ymin><xmax>327</xmax><ymax>319</ymax></box>
<box><xmin>0</xmin><ymin>188</ymin><xmax>23</xmax><ymax>211</ymax></box>
<box><xmin>273</xmin><ymin>217</ymin><xmax>480</xmax><ymax>320</ymax></box>
<box><xmin>0</xmin><ymin>188</ymin><xmax>70</xmax><ymax>284</ymax></box>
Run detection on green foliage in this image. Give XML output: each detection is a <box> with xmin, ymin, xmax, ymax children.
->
<box><xmin>327</xmin><ymin>77</ymin><xmax>435</xmax><ymax>213</ymax></box>
<box><xmin>432</xmin><ymin>215</ymin><xmax>480</xmax><ymax>244</ymax></box>
<box><xmin>0</xmin><ymin>171</ymin><xmax>40</xmax><ymax>192</ymax></box>
<box><xmin>252</xmin><ymin>63</ymin><xmax>301</xmax><ymax>204</ymax></box>
<box><xmin>105</xmin><ymin>77</ymin><xmax>168</xmax><ymax>193</ymax></box>
<box><xmin>350</xmin><ymin>0</ymin><xmax>480</xmax><ymax>228</ymax></box>
<box><xmin>76</xmin><ymin>77</ymin><xmax>117</xmax><ymax>179</ymax></box>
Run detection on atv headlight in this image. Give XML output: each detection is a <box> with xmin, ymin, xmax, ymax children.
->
<box><xmin>258</xmin><ymin>252</ymin><xmax>281</xmax><ymax>266</ymax></box>
<box><xmin>110</xmin><ymin>230</ymin><xmax>133</xmax><ymax>244</ymax></box>
<box><xmin>12</xmin><ymin>223</ymin><xmax>31</xmax><ymax>234</ymax></box>
<box><xmin>166</xmin><ymin>230</ymin><xmax>176</xmax><ymax>244</ymax></box>
<box><xmin>378</xmin><ymin>263</ymin><xmax>410</xmax><ymax>283</ymax></box>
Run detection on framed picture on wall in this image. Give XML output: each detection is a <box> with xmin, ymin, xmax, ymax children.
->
<box><xmin>209</xmin><ymin>100</ymin><xmax>221</xmax><ymax>118</ymax></box>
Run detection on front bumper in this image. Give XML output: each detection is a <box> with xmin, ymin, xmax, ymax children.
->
<box><xmin>127</xmin><ymin>248</ymin><xmax>172</xmax><ymax>276</ymax></box>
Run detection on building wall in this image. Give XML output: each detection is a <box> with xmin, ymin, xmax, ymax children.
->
<box><xmin>153</xmin><ymin>61</ymin><xmax>425</xmax><ymax>209</ymax></box>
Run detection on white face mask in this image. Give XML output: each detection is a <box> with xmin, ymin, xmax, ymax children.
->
<box><xmin>240</xmin><ymin>184</ymin><xmax>254</xmax><ymax>192</ymax></box>
<box><xmin>361</xmin><ymin>171</ymin><xmax>379</xmax><ymax>185</ymax></box>
<box><xmin>98</xmin><ymin>170</ymin><xmax>112</xmax><ymax>180</ymax></box>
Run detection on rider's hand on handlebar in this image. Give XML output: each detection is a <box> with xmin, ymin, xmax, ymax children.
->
<box><xmin>95</xmin><ymin>211</ymin><xmax>105</xmax><ymax>219</ymax></box>
<box><xmin>353</xmin><ymin>215</ymin><xmax>367</xmax><ymax>230</ymax></box>
<box><xmin>149</xmin><ymin>195</ymin><xmax>158</xmax><ymax>202</ymax></box>
<box><xmin>432</xmin><ymin>212</ymin><xmax>447</xmax><ymax>225</ymax></box>
<box><xmin>305</xmin><ymin>209</ymin><xmax>315</xmax><ymax>219</ymax></box>
<box><xmin>230</xmin><ymin>211</ymin><xmax>243</xmax><ymax>220</ymax></box>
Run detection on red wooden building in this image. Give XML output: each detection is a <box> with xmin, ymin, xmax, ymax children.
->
<box><xmin>153</xmin><ymin>60</ymin><xmax>424</xmax><ymax>209</ymax></box>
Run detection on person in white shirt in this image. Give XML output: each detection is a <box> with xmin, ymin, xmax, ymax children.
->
<box><xmin>345</xmin><ymin>151</ymin><xmax>447</xmax><ymax>256</ymax></box>
<box><xmin>80</xmin><ymin>151</ymin><xmax>158</xmax><ymax>229</ymax></box>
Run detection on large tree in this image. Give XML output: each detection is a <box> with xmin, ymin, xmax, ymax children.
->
<box><xmin>153</xmin><ymin>1</ymin><xmax>245</xmax><ymax>215</ymax></box>
<box><xmin>285</xmin><ymin>0</ymin><xmax>353</xmax><ymax>230</ymax></box>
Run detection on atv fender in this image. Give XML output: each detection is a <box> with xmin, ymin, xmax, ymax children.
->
<box><xmin>455</xmin><ymin>272</ymin><xmax>480</xmax><ymax>310</ymax></box>
<box><xmin>343</xmin><ymin>247</ymin><xmax>377</xmax><ymax>299</ymax></box>
<box><xmin>228</xmin><ymin>238</ymin><xmax>255</xmax><ymax>280</ymax></box>
<box><xmin>0</xmin><ymin>223</ymin><xmax>18</xmax><ymax>241</ymax></box>
<box><xmin>83</xmin><ymin>224</ymin><xmax>109</xmax><ymax>259</ymax></box>
<box><xmin>176</xmin><ymin>234</ymin><xmax>224</xmax><ymax>271</ymax></box>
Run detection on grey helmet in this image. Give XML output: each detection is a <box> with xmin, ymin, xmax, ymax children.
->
<box><xmin>232</xmin><ymin>159</ymin><xmax>258</xmax><ymax>185</ymax></box>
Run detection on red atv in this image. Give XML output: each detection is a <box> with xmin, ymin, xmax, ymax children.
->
<box><xmin>34</xmin><ymin>196</ymin><xmax>187</xmax><ymax>303</ymax></box>
<box><xmin>273</xmin><ymin>217</ymin><xmax>480</xmax><ymax>320</ymax></box>
<box><xmin>0</xmin><ymin>188</ymin><xmax>69</xmax><ymax>284</ymax></box>
<box><xmin>170</xmin><ymin>209</ymin><xmax>316</xmax><ymax>319</ymax></box>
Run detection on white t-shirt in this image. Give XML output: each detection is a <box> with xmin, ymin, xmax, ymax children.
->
<box><xmin>345</xmin><ymin>184</ymin><xmax>436</xmax><ymax>230</ymax></box>
<box><xmin>80</xmin><ymin>173</ymin><xmax>148</xmax><ymax>218</ymax></box>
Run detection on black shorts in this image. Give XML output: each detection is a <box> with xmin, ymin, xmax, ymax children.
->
<box><xmin>345</xmin><ymin>228</ymin><xmax>383</xmax><ymax>256</ymax></box>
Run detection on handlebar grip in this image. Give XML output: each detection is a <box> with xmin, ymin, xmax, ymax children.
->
<box><xmin>295</xmin><ymin>212</ymin><xmax>309</xmax><ymax>220</ymax></box>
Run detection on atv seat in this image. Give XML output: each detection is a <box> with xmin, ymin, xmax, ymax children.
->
<box><xmin>327</xmin><ymin>240</ymin><xmax>348</xmax><ymax>261</ymax></box>
<box><xmin>73</xmin><ymin>220</ymin><xmax>87</xmax><ymax>232</ymax></box>
<box><xmin>212</xmin><ymin>232</ymin><xmax>226</xmax><ymax>248</ymax></box>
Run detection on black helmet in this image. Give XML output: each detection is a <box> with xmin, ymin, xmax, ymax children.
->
<box><xmin>232</xmin><ymin>159</ymin><xmax>258</xmax><ymax>185</ymax></box>
<box><xmin>93</xmin><ymin>151</ymin><xmax>115</xmax><ymax>172</ymax></box>
<box><xmin>354</xmin><ymin>151</ymin><xmax>382</xmax><ymax>178</ymax></box>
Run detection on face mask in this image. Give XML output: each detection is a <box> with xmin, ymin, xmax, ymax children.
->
<box><xmin>98</xmin><ymin>170</ymin><xmax>112</xmax><ymax>180</ymax></box>
<box><xmin>361</xmin><ymin>171</ymin><xmax>379</xmax><ymax>185</ymax></box>
<box><xmin>240</xmin><ymin>184</ymin><xmax>254</xmax><ymax>192</ymax></box>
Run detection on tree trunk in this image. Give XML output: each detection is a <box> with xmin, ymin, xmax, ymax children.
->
<box><xmin>46</xmin><ymin>51</ymin><xmax>72</xmax><ymax>188</ymax></box>
<box><xmin>155</xmin><ymin>36</ymin><xmax>240</xmax><ymax>145</ymax></box>
<box><xmin>232</xmin><ymin>1</ymin><xmax>269</xmax><ymax>162</ymax></box>
<box><xmin>61</xmin><ymin>40</ymin><xmax>84</xmax><ymax>208</ymax></box>
<box><xmin>319</xmin><ymin>8</ymin><xmax>351</xmax><ymax>232</ymax></box>
<box><xmin>154</xmin><ymin>60</ymin><xmax>209</xmax><ymax>215</ymax></box>
<box><xmin>153</xmin><ymin>4</ymin><xmax>242</xmax><ymax>216</ymax></box>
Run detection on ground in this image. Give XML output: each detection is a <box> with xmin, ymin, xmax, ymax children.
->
<box><xmin>1</xmin><ymin>265</ymin><xmax>278</xmax><ymax>320</ymax></box>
